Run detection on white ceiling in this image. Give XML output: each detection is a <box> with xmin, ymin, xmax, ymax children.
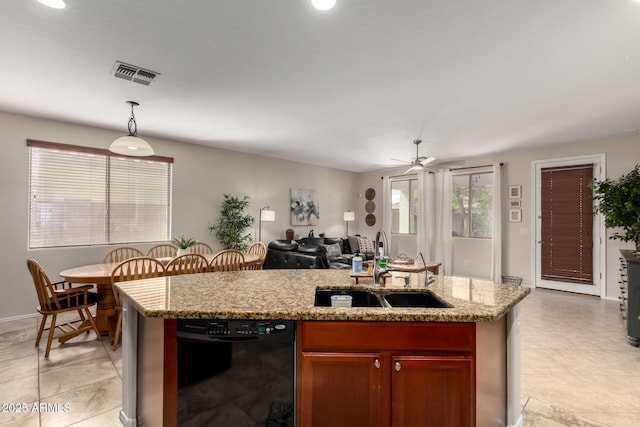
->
<box><xmin>1</xmin><ymin>0</ymin><xmax>640</xmax><ymax>172</ymax></box>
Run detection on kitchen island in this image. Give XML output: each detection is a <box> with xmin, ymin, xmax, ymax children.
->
<box><xmin>115</xmin><ymin>269</ymin><xmax>529</xmax><ymax>427</ymax></box>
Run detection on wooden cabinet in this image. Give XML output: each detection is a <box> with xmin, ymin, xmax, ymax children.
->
<box><xmin>391</xmin><ymin>355</ymin><xmax>473</xmax><ymax>426</ymax></box>
<box><xmin>298</xmin><ymin>352</ymin><xmax>383</xmax><ymax>427</ymax></box>
<box><xmin>297</xmin><ymin>321</ymin><xmax>476</xmax><ymax>427</ymax></box>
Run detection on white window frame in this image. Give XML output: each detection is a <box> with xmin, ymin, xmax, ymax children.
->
<box><xmin>27</xmin><ymin>139</ymin><xmax>173</xmax><ymax>249</ymax></box>
<box><xmin>390</xmin><ymin>175</ymin><xmax>418</xmax><ymax>235</ymax></box>
<box><xmin>451</xmin><ymin>167</ymin><xmax>494</xmax><ymax>239</ymax></box>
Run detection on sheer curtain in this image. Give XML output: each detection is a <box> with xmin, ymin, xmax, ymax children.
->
<box><xmin>434</xmin><ymin>169</ymin><xmax>453</xmax><ymax>275</ymax></box>
<box><xmin>381</xmin><ymin>175</ymin><xmax>392</xmax><ymax>240</ymax></box>
<box><xmin>418</xmin><ymin>164</ymin><xmax>501</xmax><ymax>280</ymax></box>
<box><xmin>490</xmin><ymin>162</ymin><xmax>502</xmax><ymax>282</ymax></box>
<box><xmin>416</xmin><ymin>170</ymin><xmax>430</xmax><ymax>260</ymax></box>
<box><xmin>417</xmin><ymin>168</ymin><xmax>452</xmax><ymax>274</ymax></box>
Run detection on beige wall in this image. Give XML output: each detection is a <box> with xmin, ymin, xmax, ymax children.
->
<box><xmin>0</xmin><ymin>111</ymin><xmax>358</xmax><ymax>319</ymax></box>
<box><xmin>355</xmin><ymin>172</ymin><xmax>386</xmax><ymax>241</ymax></box>
<box><xmin>4</xmin><ymin>109</ymin><xmax>638</xmax><ymax>319</ymax></box>
<box><xmin>468</xmin><ymin>133</ymin><xmax>640</xmax><ymax>300</ymax></box>
<box><xmin>357</xmin><ymin>133</ymin><xmax>640</xmax><ymax>299</ymax></box>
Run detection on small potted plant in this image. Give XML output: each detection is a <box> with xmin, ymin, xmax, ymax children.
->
<box><xmin>172</xmin><ymin>235</ymin><xmax>196</xmax><ymax>255</ymax></box>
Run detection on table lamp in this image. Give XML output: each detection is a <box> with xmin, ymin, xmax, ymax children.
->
<box><xmin>343</xmin><ymin>211</ymin><xmax>355</xmax><ymax>236</ymax></box>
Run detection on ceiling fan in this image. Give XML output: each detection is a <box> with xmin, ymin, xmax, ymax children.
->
<box><xmin>391</xmin><ymin>139</ymin><xmax>436</xmax><ymax>174</ymax></box>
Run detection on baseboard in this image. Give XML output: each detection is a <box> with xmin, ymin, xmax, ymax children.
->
<box><xmin>119</xmin><ymin>409</ymin><xmax>137</xmax><ymax>427</ymax></box>
<box><xmin>507</xmin><ymin>413</ymin><xmax>524</xmax><ymax>427</ymax></box>
<box><xmin>0</xmin><ymin>312</ymin><xmax>39</xmax><ymax>323</ymax></box>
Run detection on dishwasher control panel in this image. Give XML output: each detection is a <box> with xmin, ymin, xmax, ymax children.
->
<box><xmin>177</xmin><ymin>319</ymin><xmax>293</xmax><ymax>340</ymax></box>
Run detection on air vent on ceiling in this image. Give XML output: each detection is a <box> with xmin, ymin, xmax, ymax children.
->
<box><xmin>112</xmin><ymin>61</ymin><xmax>160</xmax><ymax>86</ymax></box>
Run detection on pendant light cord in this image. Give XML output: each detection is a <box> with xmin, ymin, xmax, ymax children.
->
<box><xmin>127</xmin><ymin>103</ymin><xmax>138</xmax><ymax>136</ymax></box>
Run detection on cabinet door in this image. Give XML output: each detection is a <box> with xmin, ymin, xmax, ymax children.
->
<box><xmin>391</xmin><ymin>356</ymin><xmax>474</xmax><ymax>427</ymax></box>
<box><xmin>298</xmin><ymin>352</ymin><xmax>383</xmax><ymax>427</ymax></box>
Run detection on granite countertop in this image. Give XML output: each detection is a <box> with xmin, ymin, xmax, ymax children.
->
<box><xmin>115</xmin><ymin>269</ymin><xmax>530</xmax><ymax>322</ymax></box>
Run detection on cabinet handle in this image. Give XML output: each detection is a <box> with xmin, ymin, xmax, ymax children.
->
<box><xmin>374</xmin><ymin>359</ymin><xmax>380</xmax><ymax>369</ymax></box>
<box><xmin>394</xmin><ymin>362</ymin><xmax>401</xmax><ymax>372</ymax></box>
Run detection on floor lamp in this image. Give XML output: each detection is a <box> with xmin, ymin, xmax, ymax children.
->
<box><xmin>259</xmin><ymin>206</ymin><xmax>276</xmax><ymax>242</ymax></box>
<box><xmin>344</xmin><ymin>211</ymin><xmax>355</xmax><ymax>237</ymax></box>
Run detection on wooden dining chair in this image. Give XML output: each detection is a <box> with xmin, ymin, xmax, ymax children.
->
<box><xmin>27</xmin><ymin>259</ymin><xmax>102</xmax><ymax>357</ymax></box>
<box><xmin>103</xmin><ymin>246</ymin><xmax>144</xmax><ymax>264</ymax></box>
<box><xmin>209</xmin><ymin>249</ymin><xmax>245</xmax><ymax>272</ymax></box>
<box><xmin>165</xmin><ymin>253</ymin><xmax>209</xmax><ymax>275</ymax></box>
<box><xmin>191</xmin><ymin>242</ymin><xmax>214</xmax><ymax>255</ymax></box>
<box><xmin>111</xmin><ymin>257</ymin><xmax>165</xmax><ymax>351</ymax></box>
<box><xmin>246</xmin><ymin>242</ymin><xmax>267</xmax><ymax>270</ymax></box>
<box><xmin>146</xmin><ymin>243</ymin><xmax>179</xmax><ymax>258</ymax></box>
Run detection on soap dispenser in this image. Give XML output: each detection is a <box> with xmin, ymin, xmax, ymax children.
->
<box><xmin>352</xmin><ymin>253</ymin><xmax>363</xmax><ymax>274</ymax></box>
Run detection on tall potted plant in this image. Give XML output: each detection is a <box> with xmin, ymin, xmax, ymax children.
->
<box><xmin>592</xmin><ymin>164</ymin><xmax>640</xmax><ymax>251</ymax></box>
<box><xmin>209</xmin><ymin>194</ymin><xmax>255</xmax><ymax>251</ymax></box>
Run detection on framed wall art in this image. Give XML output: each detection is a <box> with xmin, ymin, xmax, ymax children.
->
<box><xmin>509</xmin><ymin>200</ymin><xmax>522</xmax><ymax>208</ymax></box>
<box><xmin>509</xmin><ymin>209</ymin><xmax>522</xmax><ymax>222</ymax></box>
<box><xmin>290</xmin><ymin>188</ymin><xmax>319</xmax><ymax>225</ymax></box>
<box><xmin>509</xmin><ymin>185</ymin><xmax>521</xmax><ymax>199</ymax></box>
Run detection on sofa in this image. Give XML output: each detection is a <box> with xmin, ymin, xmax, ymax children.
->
<box><xmin>262</xmin><ymin>235</ymin><xmax>376</xmax><ymax>270</ymax></box>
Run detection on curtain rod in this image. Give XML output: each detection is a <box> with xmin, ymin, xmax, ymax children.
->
<box><xmin>384</xmin><ymin>173</ymin><xmax>419</xmax><ymax>179</ymax></box>
<box><xmin>381</xmin><ymin>162</ymin><xmax>504</xmax><ymax>178</ymax></box>
<box><xmin>450</xmin><ymin>162</ymin><xmax>503</xmax><ymax>171</ymax></box>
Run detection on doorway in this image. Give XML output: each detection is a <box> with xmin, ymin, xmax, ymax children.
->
<box><xmin>532</xmin><ymin>155</ymin><xmax>605</xmax><ymax>296</ymax></box>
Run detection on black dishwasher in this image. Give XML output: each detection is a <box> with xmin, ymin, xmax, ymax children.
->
<box><xmin>177</xmin><ymin>319</ymin><xmax>296</xmax><ymax>427</ymax></box>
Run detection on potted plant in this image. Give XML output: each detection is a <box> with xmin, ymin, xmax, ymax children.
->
<box><xmin>209</xmin><ymin>194</ymin><xmax>255</xmax><ymax>252</ymax></box>
<box><xmin>172</xmin><ymin>235</ymin><xmax>196</xmax><ymax>255</ymax></box>
<box><xmin>592</xmin><ymin>164</ymin><xmax>640</xmax><ymax>251</ymax></box>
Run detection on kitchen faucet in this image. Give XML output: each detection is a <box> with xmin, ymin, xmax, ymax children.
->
<box><xmin>418</xmin><ymin>252</ymin><xmax>431</xmax><ymax>288</ymax></box>
<box><xmin>373</xmin><ymin>230</ymin><xmax>392</xmax><ymax>287</ymax></box>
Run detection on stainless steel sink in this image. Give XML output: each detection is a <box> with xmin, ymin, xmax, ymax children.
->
<box><xmin>314</xmin><ymin>288</ymin><xmax>451</xmax><ymax>309</ymax></box>
<box><xmin>382</xmin><ymin>291</ymin><xmax>451</xmax><ymax>308</ymax></box>
<box><xmin>314</xmin><ymin>289</ymin><xmax>383</xmax><ymax>307</ymax></box>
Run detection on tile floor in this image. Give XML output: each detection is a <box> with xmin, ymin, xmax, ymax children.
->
<box><xmin>0</xmin><ymin>287</ymin><xmax>638</xmax><ymax>426</ymax></box>
<box><xmin>520</xmin><ymin>288</ymin><xmax>640</xmax><ymax>427</ymax></box>
<box><xmin>0</xmin><ymin>314</ymin><xmax>122</xmax><ymax>427</ymax></box>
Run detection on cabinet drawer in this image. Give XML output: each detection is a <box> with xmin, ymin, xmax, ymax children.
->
<box><xmin>299</xmin><ymin>321</ymin><xmax>474</xmax><ymax>353</ymax></box>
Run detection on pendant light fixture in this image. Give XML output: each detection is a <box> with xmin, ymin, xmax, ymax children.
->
<box><xmin>38</xmin><ymin>0</ymin><xmax>66</xmax><ymax>9</ymax></box>
<box><xmin>311</xmin><ymin>0</ymin><xmax>336</xmax><ymax>11</ymax></box>
<box><xmin>109</xmin><ymin>101</ymin><xmax>154</xmax><ymax>157</ymax></box>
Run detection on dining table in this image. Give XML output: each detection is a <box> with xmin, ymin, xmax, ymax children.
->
<box><xmin>59</xmin><ymin>252</ymin><xmax>260</xmax><ymax>335</ymax></box>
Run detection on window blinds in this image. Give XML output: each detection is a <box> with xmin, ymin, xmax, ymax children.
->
<box><xmin>28</xmin><ymin>140</ymin><xmax>172</xmax><ymax>248</ymax></box>
<box><xmin>540</xmin><ymin>165</ymin><xmax>593</xmax><ymax>284</ymax></box>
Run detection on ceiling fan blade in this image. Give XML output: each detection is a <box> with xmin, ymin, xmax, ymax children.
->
<box><xmin>404</xmin><ymin>163</ymin><xmax>424</xmax><ymax>174</ymax></box>
<box><xmin>420</xmin><ymin>156</ymin><xmax>436</xmax><ymax>166</ymax></box>
<box><xmin>390</xmin><ymin>158</ymin><xmax>411</xmax><ymax>164</ymax></box>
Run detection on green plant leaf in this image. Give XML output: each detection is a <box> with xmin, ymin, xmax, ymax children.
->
<box><xmin>209</xmin><ymin>194</ymin><xmax>255</xmax><ymax>251</ymax></box>
<box><xmin>172</xmin><ymin>235</ymin><xmax>196</xmax><ymax>249</ymax></box>
<box><xmin>592</xmin><ymin>164</ymin><xmax>640</xmax><ymax>248</ymax></box>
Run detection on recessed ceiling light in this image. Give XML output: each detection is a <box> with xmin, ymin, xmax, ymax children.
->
<box><xmin>311</xmin><ymin>0</ymin><xmax>336</xmax><ymax>11</ymax></box>
<box><xmin>38</xmin><ymin>0</ymin><xmax>66</xmax><ymax>9</ymax></box>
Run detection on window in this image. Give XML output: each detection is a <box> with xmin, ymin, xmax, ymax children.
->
<box><xmin>391</xmin><ymin>177</ymin><xmax>418</xmax><ymax>234</ymax></box>
<box><xmin>451</xmin><ymin>171</ymin><xmax>493</xmax><ymax>238</ymax></box>
<box><xmin>28</xmin><ymin>140</ymin><xmax>173</xmax><ymax>248</ymax></box>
